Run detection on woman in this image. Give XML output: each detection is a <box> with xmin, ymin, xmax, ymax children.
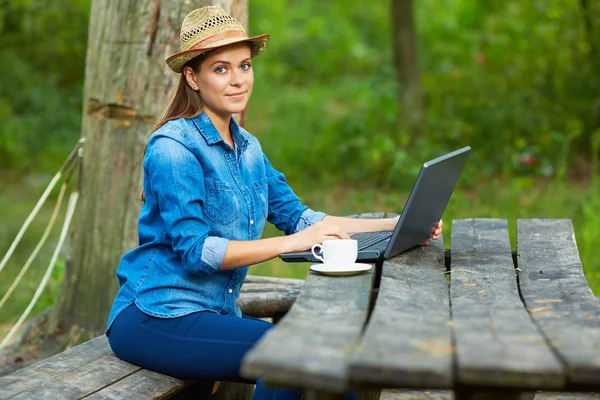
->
<box><xmin>106</xmin><ymin>6</ymin><xmax>441</xmax><ymax>400</ymax></box>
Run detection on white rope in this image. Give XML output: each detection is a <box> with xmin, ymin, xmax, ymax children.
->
<box><xmin>0</xmin><ymin>172</ymin><xmax>62</xmax><ymax>275</ymax></box>
<box><xmin>0</xmin><ymin>191</ymin><xmax>79</xmax><ymax>351</ymax></box>
<box><xmin>0</xmin><ymin>183</ymin><xmax>68</xmax><ymax>311</ymax></box>
<box><xmin>0</xmin><ymin>138</ymin><xmax>83</xmax><ymax>276</ymax></box>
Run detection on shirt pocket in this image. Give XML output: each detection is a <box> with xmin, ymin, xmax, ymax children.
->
<box><xmin>252</xmin><ymin>177</ymin><xmax>269</xmax><ymax>219</ymax></box>
<box><xmin>205</xmin><ymin>180</ymin><xmax>241</xmax><ymax>225</ymax></box>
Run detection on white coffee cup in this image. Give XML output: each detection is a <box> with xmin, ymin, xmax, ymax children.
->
<box><xmin>311</xmin><ymin>239</ymin><xmax>358</xmax><ymax>269</ymax></box>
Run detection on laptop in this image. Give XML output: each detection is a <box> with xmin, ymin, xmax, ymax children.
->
<box><xmin>280</xmin><ymin>146</ymin><xmax>471</xmax><ymax>263</ymax></box>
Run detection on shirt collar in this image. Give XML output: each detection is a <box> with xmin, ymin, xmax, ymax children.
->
<box><xmin>192</xmin><ymin>112</ymin><xmax>249</xmax><ymax>151</ymax></box>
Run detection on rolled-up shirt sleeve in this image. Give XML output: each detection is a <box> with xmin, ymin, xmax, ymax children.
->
<box><xmin>200</xmin><ymin>236</ymin><xmax>229</xmax><ymax>269</ymax></box>
<box><xmin>263</xmin><ymin>154</ymin><xmax>328</xmax><ymax>235</ymax></box>
<box><xmin>294</xmin><ymin>209</ymin><xmax>327</xmax><ymax>233</ymax></box>
<box><xmin>145</xmin><ymin>135</ymin><xmax>227</xmax><ymax>275</ymax></box>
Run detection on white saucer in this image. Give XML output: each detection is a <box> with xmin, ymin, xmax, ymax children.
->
<box><xmin>310</xmin><ymin>263</ymin><xmax>372</xmax><ymax>276</ymax></box>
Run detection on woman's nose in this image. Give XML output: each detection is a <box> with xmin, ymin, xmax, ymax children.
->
<box><xmin>230</xmin><ymin>70</ymin><xmax>243</xmax><ymax>86</ymax></box>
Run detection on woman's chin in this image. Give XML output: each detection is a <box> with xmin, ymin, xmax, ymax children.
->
<box><xmin>204</xmin><ymin>102</ymin><xmax>249</xmax><ymax>118</ymax></box>
<box><xmin>228</xmin><ymin>105</ymin><xmax>248</xmax><ymax>115</ymax></box>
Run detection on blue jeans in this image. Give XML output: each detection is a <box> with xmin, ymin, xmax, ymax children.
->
<box><xmin>107</xmin><ymin>303</ymin><xmax>356</xmax><ymax>400</ymax></box>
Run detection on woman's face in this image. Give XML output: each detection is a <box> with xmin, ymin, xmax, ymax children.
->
<box><xmin>188</xmin><ymin>43</ymin><xmax>254</xmax><ymax>119</ymax></box>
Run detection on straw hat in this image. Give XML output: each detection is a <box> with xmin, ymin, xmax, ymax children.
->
<box><xmin>166</xmin><ymin>5</ymin><xmax>269</xmax><ymax>73</ymax></box>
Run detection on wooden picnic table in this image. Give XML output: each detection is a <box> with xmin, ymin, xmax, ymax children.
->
<box><xmin>242</xmin><ymin>215</ymin><xmax>600</xmax><ymax>400</ymax></box>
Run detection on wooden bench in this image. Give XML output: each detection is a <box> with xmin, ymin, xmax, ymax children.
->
<box><xmin>0</xmin><ymin>275</ymin><xmax>303</xmax><ymax>400</ymax></box>
<box><xmin>242</xmin><ymin>218</ymin><xmax>600</xmax><ymax>399</ymax></box>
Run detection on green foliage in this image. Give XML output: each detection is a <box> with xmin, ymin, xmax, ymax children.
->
<box><xmin>249</xmin><ymin>0</ymin><xmax>598</xmax><ymax>186</ymax></box>
<box><xmin>417</xmin><ymin>0</ymin><xmax>600</xmax><ymax>178</ymax></box>
<box><xmin>2</xmin><ymin>0</ymin><xmax>598</xmax><ymax>181</ymax></box>
<box><xmin>0</xmin><ymin>0</ymin><xmax>88</xmax><ymax>173</ymax></box>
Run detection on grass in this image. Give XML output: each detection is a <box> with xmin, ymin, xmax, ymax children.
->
<box><xmin>0</xmin><ymin>172</ymin><xmax>598</xmax><ymax>340</ymax></box>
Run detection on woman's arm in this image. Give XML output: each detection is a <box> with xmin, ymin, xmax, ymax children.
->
<box><xmin>220</xmin><ymin>220</ymin><xmax>350</xmax><ymax>269</ymax></box>
<box><xmin>321</xmin><ymin>215</ymin><xmax>399</xmax><ymax>233</ymax></box>
<box><xmin>323</xmin><ymin>215</ymin><xmax>443</xmax><ymax>244</ymax></box>
<box><xmin>220</xmin><ymin>216</ymin><xmax>442</xmax><ymax>269</ymax></box>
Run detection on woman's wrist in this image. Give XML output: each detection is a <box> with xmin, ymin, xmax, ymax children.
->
<box><xmin>279</xmin><ymin>234</ymin><xmax>297</xmax><ymax>254</ymax></box>
<box><xmin>386</xmin><ymin>216</ymin><xmax>399</xmax><ymax>231</ymax></box>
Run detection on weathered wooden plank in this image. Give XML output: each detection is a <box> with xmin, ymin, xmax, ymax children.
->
<box><xmin>0</xmin><ymin>336</ymin><xmax>111</xmax><ymax>399</ymax></box>
<box><xmin>9</xmin><ymin>355</ymin><xmax>140</xmax><ymax>400</ymax></box>
<box><xmin>451</xmin><ymin>219</ymin><xmax>564</xmax><ymax>390</ymax></box>
<box><xmin>83</xmin><ymin>369</ymin><xmax>185</xmax><ymax>400</ymax></box>
<box><xmin>517</xmin><ymin>219</ymin><xmax>600</xmax><ymax>388</ymax></box>
<box><xmin>237</xmin><ymin>276</ymin><xmax>304</xmax><ymax>318</ymax></box>
<box><xmin>534</xmin><ymin>392</ymin><xmax>600</xmax><ymax>399</ymax></box>
<box><xmin>349</xmin><ymin>236</ymin><xmax>453</xmax><ymax>388</ymax></box>
<box><xmin>380</xmin><ymin>389</ymin><xmax>453</xmax><ymax>400</ymax></box>
<box><xmin>241</xmin><ymin>268</ymin><xmax>376</xmax><ymax>392</ymax></box>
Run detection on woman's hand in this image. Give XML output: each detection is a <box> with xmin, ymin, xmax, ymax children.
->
<box><xmin>386</xmin><ymin>215</ymin><xmax>400</xmax><ymax>231</ymax></box>
<box><xmin>421</xmin><ymin>219</ymin><xmax>443</xmax><ymax>246</ymax></box>
<box><xmin>283</xmin><ymin>221</ymin><xmax>350</xmax><ymax>253</ymax></box>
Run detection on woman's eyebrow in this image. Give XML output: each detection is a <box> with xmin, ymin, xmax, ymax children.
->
<box><xmin>210</xmin><ymin>60</ymin><xmax>231</xmax><ymax>67</ymax></box>
<box><xmin>209</xmin><ymin>58</ymin><xmax>252</xmax><ymax>67</ymax></box>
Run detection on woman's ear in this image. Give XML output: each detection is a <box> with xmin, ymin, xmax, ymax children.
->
<box><xmin>182</xmin><ymin>66</ymin><xmax>199</xmax><ymax>91</ymax></box>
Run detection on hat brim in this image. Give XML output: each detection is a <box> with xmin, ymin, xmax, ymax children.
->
<box><xmin>166</xmin><ymin>34</ymin><xmax>270</xmax><ymax>73</ymax></box>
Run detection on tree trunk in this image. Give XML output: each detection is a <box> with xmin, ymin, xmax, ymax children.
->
<box><xmin>47</xmin><ymin>0</ymin><xmax>248</xmax><ymax>342</ymax></box>
<box><xmin>391</xmin><ymin>0</ymin><xmax>424</xmax><ymax>137</ymax></box>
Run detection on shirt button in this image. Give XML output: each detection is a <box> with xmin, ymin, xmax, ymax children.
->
<box><xmin>250</xmin><ymin>219</ymin><xmax>254</xmax><ymax>225</ymax></box>
<box><xmin>228</xmin><ymin>288</ymin><xmax>233</xmax><ymax>294</ymax></box>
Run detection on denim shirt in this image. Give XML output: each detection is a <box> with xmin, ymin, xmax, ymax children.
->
<box><xmin>106</xmin><ymin>112</ymin><xmax>326</xmax><ymax>332</ymax></box>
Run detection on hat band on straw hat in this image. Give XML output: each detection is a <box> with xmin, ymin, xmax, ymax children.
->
<box><xmin>189</xmin><ymin>30</ymin><xmax>249</xmax><ymax>50</ymax></box>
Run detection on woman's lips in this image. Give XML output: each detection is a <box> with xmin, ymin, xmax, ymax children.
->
<box><xmin>226</xmin><ymin>91</ymin><xmax>246</xmax><ymax>99</ymax></box>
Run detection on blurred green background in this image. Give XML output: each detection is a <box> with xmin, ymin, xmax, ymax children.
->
<box><xmin>1</xmin><ymin>0</ymin><xmax>599</xmax><ymax>335</ymax></box>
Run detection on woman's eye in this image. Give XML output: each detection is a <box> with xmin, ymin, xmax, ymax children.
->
<box><xmin>240</xmin><ymin>63</ymin><xmax>252</xmax><ymax>71</ymax></box>
<box><xmin>215</xmin><ymin>66</ymin><xmax>227</xmax><ymax>74</ymax></box>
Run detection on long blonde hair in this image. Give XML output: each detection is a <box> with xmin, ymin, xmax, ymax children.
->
<box><xmin>140</xmin><ymin>54</ymin><xmax>208</xmax><ymax>202</ymax></box>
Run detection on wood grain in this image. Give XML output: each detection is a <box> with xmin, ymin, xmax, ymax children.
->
<box><xmin>534</xmin><ymin>392</ymin><xmax>600</xmax><ymax>399</ymax></box>
<box><xmin>517</xmin><ymin>219</ymin><xmax>600</xmax><ymax>388</ymax></box>
<box><xmin>237</xmin><ymin>276</ymin><xmax>304</xmax><ymax>318</ymax></box>
<box><xmin>451</xmin><ymin>219</ymin><xmax>564</xmax><ymax>390</ymax></box>
<box><xmin>349</xmin><ymin>235</ymin><xmax>453</xmax><ymax>388</ymax></box>
<box><xmin>0</xmin><ymin>336</ymin><xmax>110</xmax><ymax>398</ymax></box>
<box><xmin>8</xmin><ymin>354</ymin><xmax>140</xmax><ymax>399</ymax></box>
<box><xmin>380</xmin><ymin>389</ymin><xmax>453</xmax><ymax>400</ymax></box>
<box><xmin>241</xmin><ymin>269</ymin><xmax>376</xmax><ymax>392</ymax></box>
<box><xmin>241</xmin><ymin>214</ymin><xmax>382</xmax><ymax>393</ymax></box>
<box><xmin>83</xmin><ymin>369</ymin><xmax>185</xmax><ymax>400</ymax></box>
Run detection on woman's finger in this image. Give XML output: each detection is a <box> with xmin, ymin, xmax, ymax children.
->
<box><xmin>330</xmin><ymin>227</ymin><xmax>350</xmax><ymax>240</ymax></box>
<box><xmin>323</xmin><ymin>234</ymin><xmax>345</xmax><ymax>241</ymax></box>
<box><xmin>330</xmin><ymin>232</ymin><xmax>350</xmax><ymax>240</ymax></box>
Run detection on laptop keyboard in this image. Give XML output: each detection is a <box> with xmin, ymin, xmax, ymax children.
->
<box><xmin>350</xmin><ymin>231</ymin><xmax>393</xmax><ymax>250</ymax></box>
